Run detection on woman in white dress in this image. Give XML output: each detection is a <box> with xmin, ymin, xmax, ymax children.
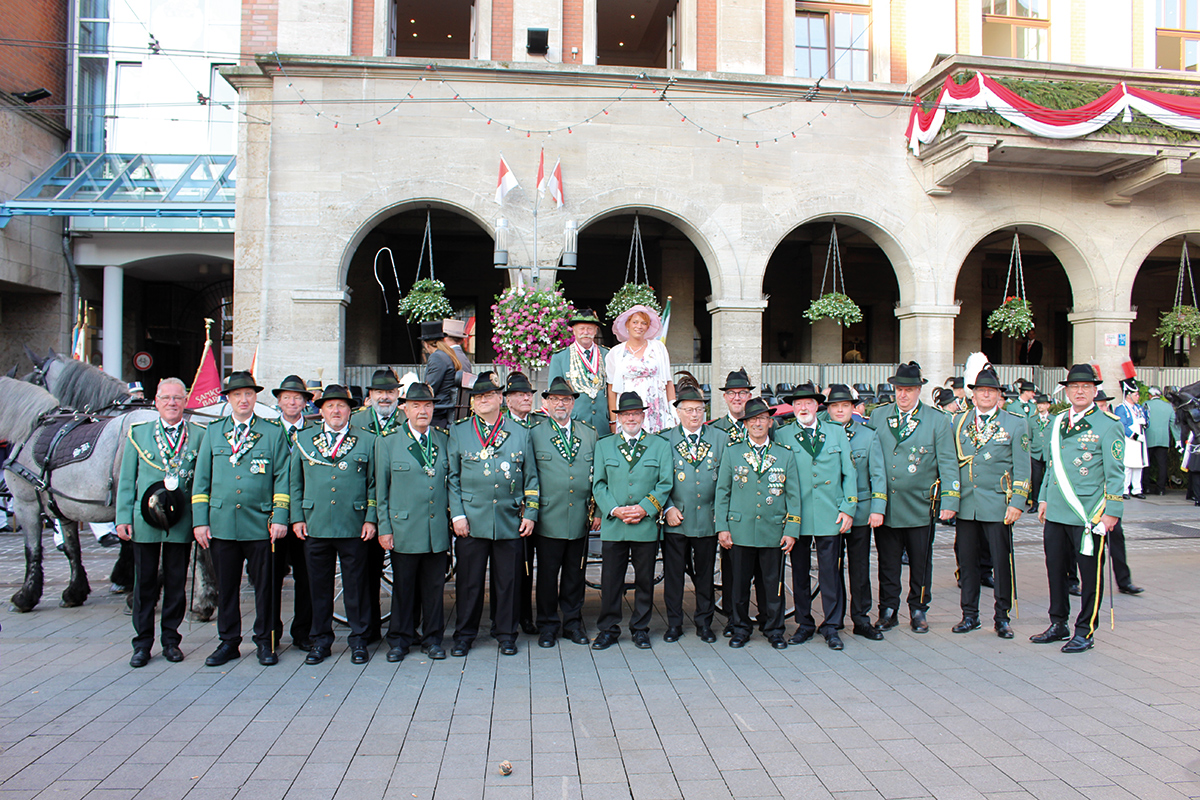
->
<box><xmin>605</xmin><ymin>305</ymin><xmax>678</xmax><ymax>434</ymax></box>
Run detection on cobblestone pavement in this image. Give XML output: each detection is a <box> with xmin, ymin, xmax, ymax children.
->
<box><xmin>1</xmin><ymin>496</ymin><xmax>1199</xmax><ymax>800</ymax></box>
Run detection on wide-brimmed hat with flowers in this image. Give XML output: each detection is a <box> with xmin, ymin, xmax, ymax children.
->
<box><xmin>612</xmin><ymin>304</ymin><xmax>662</xmax><ymax>342</ymax></box>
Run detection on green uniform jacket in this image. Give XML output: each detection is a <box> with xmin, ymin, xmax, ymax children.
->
<box><xmin>714</xmin><ymin>439</ymin><xmax>802</xmax><ymax>547</ymax></box>
<box><xmin>1028</xmin><ymin>412</ymin><xmax>1053</xmax><ymax>460</ymax></box>
<box><xmin>710</xmin><ymin>415</ymin><xmax>748</xmax><ymax>446</ymax></box>
<box><xmin>116</xmin><ymin>419</ymin><xmax>207</xmax><ymax>544</ymax></box>
<box><xmin>1146</xmin><ymin>397</ymin><xmax>1180</xmax><ymax>448</ymax></box>
<box><xmin>951</xmin><ymin>408</ymin><xmax>1032</xmax><ymax>522</ymax></box>
<box><xmin>352</xmin><ymin>406</ymin><xmax>404</xmax><ymax>438</ymax></box>
<box><xmin>1006</xmin><ymin>399</ymin><xmax>1034</xmax><ymax>419</ymax></box>
<box><xmin>842</xmin><ymin>420</ymin><xmax>887</xmax><ymax>527</ymax></box>
<box><xmin>375</xmin><ymin>425</ymin><xmax>451</xmax><ymax>554</ymax></box>
<box><xmin>775</xmin><ymin>420</ymin><xmax>857</xmax><ymax>537</ymax></box>
<box><xmin>448</xmin><ymin>415</ymin><xmax>539</xmax><ymax>539</ymax></box>
<box><xmin>289</xmin><ymin>426</ymin><xmax>378</xmax><ymax>537</ymax></box>
<box><xmin>529</xmin><ymin>418</ymin><xmax>598</xmax><ymax>540</ymax></box>
<box><xmin>662</xmin><ymin>424</ymin><xmax>726</xmax><ymax>538</ymax></box>
<box><xmin>506</xmin><ymin>410</ymin><xmax>539</xmax><ymax>430</ymax></box>
<box><xmin>592</xmin><ymin>432</ymin><xmax>673</xmax><ymax>543</ymax></box>
<box><xmin>547</xmin><ymin>345</ymin><xmax>611</xmax><ymax>434</ymax></box>
<box><xmin>1040</xmin><ymin>406</ymin><xmax>1125</xmax><ymax>526</ymax></box>
<box><xmin>868</xmin><ymin>401</ymin><xmax>961</xmax><ymax>527</ymax></box>
<box><xmin>192</xmin><ymin>415</ymin><xmax>290</xmax><ymax>538</ymax></box>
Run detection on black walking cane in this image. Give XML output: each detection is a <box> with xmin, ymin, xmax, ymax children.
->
<box><xmin>270</xmin><ymin>534</ymin><xmax>277</xmax><ymax>655</ymax></box>
<box><xmin>921</xmin><ymin>479</ymin><xmax>941</xmax><ymax>606</ymax></box>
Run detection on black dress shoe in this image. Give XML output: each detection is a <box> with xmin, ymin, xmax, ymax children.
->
<box><xmin>205</xmin><ymin>642</ymin><xmax>240</xmax><ymax>667</ymax></box>
<box><xmin>421</xmin><ymin>644</ymin><xmax>446</xmax><ymax>659</ymax></box>
<box><xmin>130</xmin><ymin>648</ymin><xmax>151</xmax><ymax>668</ymax></box>
<box><xmin>520</xmin><ymin>619</ymin><xmax>539</xmax><ymax>635</ymax></box>
<box><xmin>386</xmin><ymin>646</ymin><xmax>406</xmax><ymax>663</ymax></box>
<box><xmin>952</xmin><ymin>616</ymin><xmax>981</xmax><ymax>634</ymax></box>
<box><xmin>995</xmin><ymin>621</ymin><xmax>1014</xmax><ymax>639</ymax></box>
<box><xmin>728</xmin><ymin>635</ymin><xmax>749</xmax><ymax>648</ymax></box>
<box><xmin>768</xmin><ymin>634</ymin><xmax>788</xmax><ymax>650</ymax></box>
<box><xmin>1068</xmin><ymin>582</ymin><xmax>1082</xmax><ymax>597</ymax></box>
<box><xmin>99</xmin><ymin>533</ymin><xmax>121</xmax><ymax>548</ymax></box>
<box><xmin>292</xmin><ymin>639</ymin><xmax>313</xmax><ymax>652</ymax></box>
<box><xmin>538</xmin><ymin>632</ymin><xmax>557</xmax><ymax>648</ymax></box>
<box><xmin>825</xmin><ymin>633</ymin><xmax>844</xmax><ymax>651</ymax></box>
<box><xmin>162</xmin><ymin>645</ymin><xmax>184</xmax><ymax>663</ymax></box>
<box><xmin>697</xmin><ymin>626</ymin><xmax>717</xmax><ymax>643</ymax></box>
<box><xmin>909</xmin><ymin>610</ymin><xmax>929</xmax><ymax>634</ymax></box>
<box><xmin>564</xmin><ymin>629</ymin><xmax>590</xmax><ymax>646</ymax></box>
<box><xmin>980</xmin><ymin>573</ymin><xmax>995</xmax><ymax>589</ymax></box>
<box><xmin>632</xmin><ymin>630</ymin><xmax>652</xmax><ymax>649</ymax></box>
<box><xmin>351</xmin><ymin>647</ymin><xmax>369</xmax><ymax>664</ymax></box>
<box><xmin>788</xmin><ymin>629</ymin><xmax>814</xmax><ymax>645</ymax></box>
<box><xmin>1030</xmin><ymin>623</ymin><xmax>1071</xmax><ymax>643</ymax></box>
<box><xmin>1119</xmin><ymin>584</ymin><xmax>1144</xmax><ymax>595</ymax></box>
<box><xmin>306</xmin><ymin>645</ymin><xmax>331</xmax><ymax>664</ymax></box>
<box><xmin>591</xmin><ymin>631</ymin><xmax>619</xmax><ymax>650</ymax></box>
<box><xmin>499</xmin><ymin>641</ymin><xmax>518</xmax><ymax>656</ymax></box>
<box><xmin>722</xmin><ymin>625</ymin><xmax>734</xmax><ymax>638</ymax></box>
<box><xmin>663</xmin><ymin>626</ymin><xmax>683</xmax><ymax>643</ymax></box>
<box><xmin>852</xmin><ymin>624</ymin><xmax>883</xmax><ymax>641</ymax></box>
<box><xmin>876</xmin><ymin>609</ymin><xmax>899</xmax><ymax>631</ymax></box>
<box><xmin>1133</xmin><ymin>493</ymin><xmax>1146</xmax><ymax>499</ymax></box>
<box><xmin>450</xmin><ymin>641</ymin><xmax>471</xmax><ymax>657</ymax></box>
<box><xmin>1061</xmin><ymin>634</ymin><xmax>1094</xmax><ymax>653</ymax></box>
<box><xmin>257</xmin><ymin>646</ymin><xmax>278</xmax><ymax>666</ymax></box>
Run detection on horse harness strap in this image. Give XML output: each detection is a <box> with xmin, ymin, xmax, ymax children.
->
<box><xmin>3</xmin><ymin>413</ymin><xmax>116</xmax><ymax>518</ymax></box>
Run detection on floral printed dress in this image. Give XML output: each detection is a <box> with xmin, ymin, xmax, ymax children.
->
<box><xmin>605</xmin><ymin>339</ymin><xmax>679</xmax><ymax>434</ymax></box>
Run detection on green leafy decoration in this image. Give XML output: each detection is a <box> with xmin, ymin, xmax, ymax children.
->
<box><xmin>805</xmin><ymin>292</ymin><xmax>863</xmax><ymax>327</ymax></box>
<box><xmin>987</xmin><ymin>297</ymin><xmax>1034</xmax><ymax>338</ymax></box>
<box><xmin>397</xmin><ymin>278</ymin><xmax>453</xmax><ymax>323</ymax></box>
<box><xmin>607</xmin><ymin>283</ymin><xmax>661</xmax><ymax>319</ymax></box>
<box><xmin>1155</xmin><ymin>305</ymin><xmax>1200</xmax><ymax>346</ymax></box>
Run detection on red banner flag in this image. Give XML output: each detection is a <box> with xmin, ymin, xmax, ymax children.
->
<box><xmin>187</xmin><ymin>336</ymin><xmax>222</xmax><ymax>409</ymax></box>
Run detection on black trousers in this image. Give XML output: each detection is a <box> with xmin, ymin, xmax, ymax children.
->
<box><xmin>720</xmin><ymin>545</ymin><xmax>766</xmax><ymax>630</ymax></box>
<box><xmin>275</xmin><ymin>528</ymin><xmax>312</xmax><ymax>645</ymax></box>
<box><xmin>534</xmin><ymin>536</ymin><xmax>588</xmax><ymax>635</ymax></box>
<box><xmin>1148</xmin><ymin>446</ymin><xmax>1169</xmax><ymax>494</ymax></box>
<box><xmin>729</xmin><ymin>545</ymin><xmax>785</xmax><ymax>637</ymax></box>
<box><xmin>211</xmin><ymin>537</ymin><xmax>275</xmax><ymax>647</ymax></box>
<box><xmin>1191</xmin><ymin>471</ymin><xmax>1200</xmax><ymax>502</ymax></box>
<box><xmin>956</xmin><ymin>519</ymin><xmax>1014</xmax><ymax>622</ymax></box>
<box><xmin>131</xmin><ymin>540</ymin><xmax>190</xmax><ymax>650</ymax></box>
<box><xmin>490</xmin><ymin>536</ymin><xmax>535</xmax><ymax>629</ymax></box>
<box><xmin>365</xmin><ymin>543</ymin><xmax>385</xmax><ymax>641</ymax></box>
<box><xmin>661</xmin><ymin>531</ymin><xmax>717</xmax><ymax>630</ymax></box>
<box><xmin>1029</xmin><ymin>458</ymin><xmax>1046</xmax><ymax>507</ymax></box>
<box><xmin>455</xmin><ymin>536</ymin><xmax>523</xmax><ymax>644</ymax></box>
<box><xmin>306</xmin><ymin>537</ymin><xmax>370</xmax><ymax>649</ymax></box>
<box><xmin>844</xmin><ymin>526</ymin><xmax>874</xmax><ymax>629</ymax></box>
<box><xmin>792</xmin><ymin>535</ymin><xmax>845</xmax><ymax>636</ymax></box>
<box><xmin>597</xmin><ymin>540</ymin><xmax>658</xmax><ymax>634</ymax></box>
<box><xmin>1064</xmin><ymin>519</ymin><xmax>1133</xmax><ymax>589</ymax></box>
<box><xmin>876</xmin><ymin>524</ymin><xmax>934</xmax><ymax>613</ymax></box>
<box><xmin>386</xmin><ymin>550</ymin><xmax>448</xmax><ymax>651</ymax></box>
<box><xmin>1044</xmin><ymin>521</ymin><xmax>1106</xmax><ymax>638</ymax></box>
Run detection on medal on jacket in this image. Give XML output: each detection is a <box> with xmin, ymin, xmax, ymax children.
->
<box><xmin>229</xmin><ymin>420</ymin><xmax>253</xmax><ymax>466</ymax></box>
<box><xmin>155</xmin><ymin>420</ymin><xmax>188</xmax><ymax>484</ymax></box>
<box><xmin>474</xmin><ymin>415</ymin><xmax>503</xmax><ymax>461</ymax></box>
<box><xmin>413</xmin><ymin>428</ymin><xmax>436</xmax><ymax>476</ymax></box>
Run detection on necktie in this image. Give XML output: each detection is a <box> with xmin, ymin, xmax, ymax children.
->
<box><xmin>419</xmin><ymin>433</ymin><xmax>427</xmax><ymax>447</ymax></box>
<box><xmin>236</xmin><ymin>423</ymin><xmax>247</xmax><ymax>438</ymax></box>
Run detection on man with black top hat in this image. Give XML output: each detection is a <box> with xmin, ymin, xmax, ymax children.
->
<box><xmin>591</xmin><ymin>391</ymin><xmax>673</xmax><ymax>651</ymax></box>
<box><xmin>868</xmin><ymin>362</ymin><xmax>960</xmax><ymax>634</ymax></box>
<box><xmin>528</xmin><ymin>376</ymin><xmax>599</xmax><ymax>647</ymax></box>
<box><xmin>823</xmin><ymin>384</ymin><xmax>887</xmax><ymax>640</ymax></box>
<box><xmin>715</xmin><ymin>397</ymin><xmax>801</xmax><ymax>649</ymax></box>
<box><xmin>660</xmin><ymin>383</ymin><xmax>725</xmax><ymax>644</ymax></box>
<box><xmin>448</xmin><ymin>371</ymin><xmax>539</xmax><ymax>657</ymax></box>
<box><xmin>951</xmin><ymin>366</ymin><xmax>1030</xmax><ymax>639</ymax></box>
<box><xmin>192</xmin><ymin>371</ymin><xmax>291</xmax><ymax>667</ymax></box>
<box><xmin>1028</xmin><ymin>393</ymin><xmax>1053</xmax><ymax>509</ymax></box>
<box><xmin>116</xmin><ymin>377</ymin><xmax>205</xmax><ymax>667</ymax></box>
<box><xmin>710</xmin><ymin>369</ymin><xmax>754</xmax><ymax>444</ymax></box>
<box><xmin>273</xmin><ymin>374</ymin><xmax>314</xmax><ymax>650</ymax></box>
<box><xmin>289</xmin><ymin>385</ymin><xmax>377</xmax><ymax>664</ymax></box>
<box><xmin>1033</xmin><ymin>363</ymin><xmax>1125</xmax><ymax>653</ymax></box>
<box><xmin>499</xmin><ymin>371</ymin><xmax>539</xmax><ymax>635</ymax></box>
<box><xmin>376</xmin><ymin>382</ymin><xmax>451</xmax><ymax>662</ymax></box>
<box><xmin>776</xmin><ymin>383</ymin><xmax>857</xmax><ymax>650</ymax></box>
<box><xmin>548</xmin><ymin>308</ymin><xmax>610</xmax><ymax>434</ymax></box>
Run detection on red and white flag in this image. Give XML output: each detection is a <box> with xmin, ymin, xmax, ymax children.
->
<box><xmin>535</xmin><ymin>148</ymin><xmax>545</xmax><ymax>195</ymax></box>
<box><xmin>186</xmin><ymin>339</ymin><xmax>222</xmax><ymax>409</ymax></box>
<box><xmin>496</xmin><ymin>156</ymin><xmax>520</xmax><ymax>204</ymax></box>
<box><xmin>543</xmin><ymin>158</ymin><xmax>564</xmax><ymax>208</ymax></box>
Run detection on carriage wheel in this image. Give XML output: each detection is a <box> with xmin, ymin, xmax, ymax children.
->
<box><xmin>583</xmin><ymin>531</ymin><xmax>665</xmax><ymax>591</ymax></box>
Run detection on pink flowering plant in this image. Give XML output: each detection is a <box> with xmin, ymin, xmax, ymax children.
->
<box><xmin>491</xmin><ymin>283</ymin><xmax>575</xmax><ymax>369</ymax></box>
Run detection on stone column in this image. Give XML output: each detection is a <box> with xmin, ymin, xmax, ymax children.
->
<box><xmin>231</xmin><ymin>71</ymin><xmax>272</xmax><ymax>385</ymax></box>
<box><xmin>708</xmin><ymin>298</ymin><xmax>767</xmax><ymax>417</ymax></box>
<box><xmin>102</xmin><ymin>265</ymin><xmax>123</xmax><ymax>380</ymax></box>
<box><xmin>954</xmin><ymin>252</ymin><xmax>984</xmax><ymax>363</ymax></box>
<box><xmin>1068</xmin><ymin>309</ymin><xmax>1137</xmax><ymax>397</ymax></box>
<box><xmin>660</xmin><ymin>241</ymin><xmax>695</xmax><ymax>364</ymax></box>
<box><xmin>894</xmin><ymin>303</ymin><xmax>960</xmax><ymax>401</ymax></box>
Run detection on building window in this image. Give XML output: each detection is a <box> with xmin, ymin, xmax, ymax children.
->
<box><xmin>76</xmin><ymin>0</ymin><xmax>109</xmax><ymax>152</ymax></box>
<box><xmin>982</xmin><ymin>0</ymin><xmax>1050</xmax><ymax>61</ymax></box>
<box><xmin>795</xmin><ymin>3</ymin><xmax>870</xmax><ymax>81</ymax></box>
<box><xmin>598</xmin><ymin>0</ymin><xmax>676</xmax><ymax>68</ymax></box>
<box><xmin>390</xmin><ymin>0</ymin><xmax>473</xmax><ymax>59</ymax></box>
<box><xmin>1156</xmin><ymin>0</ymin><xmax>1200</xmax><ymax>71</ymax></box>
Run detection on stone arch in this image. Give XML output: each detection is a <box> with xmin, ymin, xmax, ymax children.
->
<box><xmin>1113</xmin><ymin>214</ymin><xmax>1200</xmax><ymax>309</ymax></box>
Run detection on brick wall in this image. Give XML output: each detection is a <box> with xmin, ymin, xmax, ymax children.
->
<box><xmin>697</xmin><ymin>0</ymin><xmax>716</xmax><ymax>71</ymax></box>
<box><xmin>493</xmin><ymin>0</ymin><xmax>513</xmax><ymax>60</ymax></box>
<box><xmin>0</xmin><ymin>0</ymin><xmax>68</xmax><ymax>125</ymax></box>
<box><xmin>242</xmin><ymin>0</ymin><xmax>279</xmax><ymax>64</ymax></box>
<box><xmin>890</xmin><ymin>0</ymin><xmax>906</xmax><ymax>83</ymax></box>
<box><xmin>562</xmin><ymin>0</ymin><xmax>583</xmax><ymax>64</ymax></box>
<box><xmin>764</xmin><ymin>0</ymin><xmax>782</xmax><ymax>75</ymax></box>
<box><xmin>352</xmin><ymin>0</ymin><xmax>375</xmax><ymax>55</ymax></box>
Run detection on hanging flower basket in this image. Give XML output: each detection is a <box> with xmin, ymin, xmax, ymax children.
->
<box><xmin>987</xmin><ymin>296</ymin><xmax>1035</xmax><ymax>338</ymax></box>
<box><xmin>805</xmin><ymin>292</ymin><xmax>863</xmax><ymax>327</ymax></box>
<box><xmin>607</xmin><ymin>283</ymin><xmax>661</xmax><ymax>319</ymax></box>
<box><xmin>397</xmin><ymin>278</ymin><xmax>453</xmax><ymax>323</ymax></box>
<box><xmin>491</xmin><ymin>283</ymin><xmax>575</xmax><ymax>369</ymax></box>
<box><xmin>1156</xmin><ymin>305</ymin><xmax>1200</xmax><ymax>345</ymax></box>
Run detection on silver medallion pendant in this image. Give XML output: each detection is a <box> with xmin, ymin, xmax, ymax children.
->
<box><xmin>908</xmin><ymin>464</ymin><xmax>917</xmax><ymax>473</ymax></box>
<box><xmin>164</xmin><ymin>475</ymin><xmax>179</xmax><ymax>491</ymax></box>
<box><xmin>338</xmin><ymin>461</ymin><xmax>348</xmax><ymax>471</ymax></box>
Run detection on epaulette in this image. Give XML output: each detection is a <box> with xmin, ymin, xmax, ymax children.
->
<box><xmin>1103</xmin><ymin>409</ymin><xmax>1121</xmax><ymax>421</ymax></box>
<box><xmin>436</xmin><ymin>426</ymin><xmax>449</xmax><ymax>435</ymax></box>
<box><xmin>454</xmin><ymin>417</ymin><xmax>471</xmax><ymax>424</ymax></box>
<box><xmin>130</xmin><ymin>419</ymin><xmax>151</xmax><ymax>428</ymax></box>
<box><xmin>774</xmin><ymin>441</ymin><xmax>794</xmax><ymax>451</ymax></box>
<box><xmin>577</xmin><ymin>420</ymin><xmax>596</xmax><ymax>431</ymax></box>
<box><xmin>262</xmin><ymin>417</ymin><xmax>283</xmax><ymax>427</ymax></box>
